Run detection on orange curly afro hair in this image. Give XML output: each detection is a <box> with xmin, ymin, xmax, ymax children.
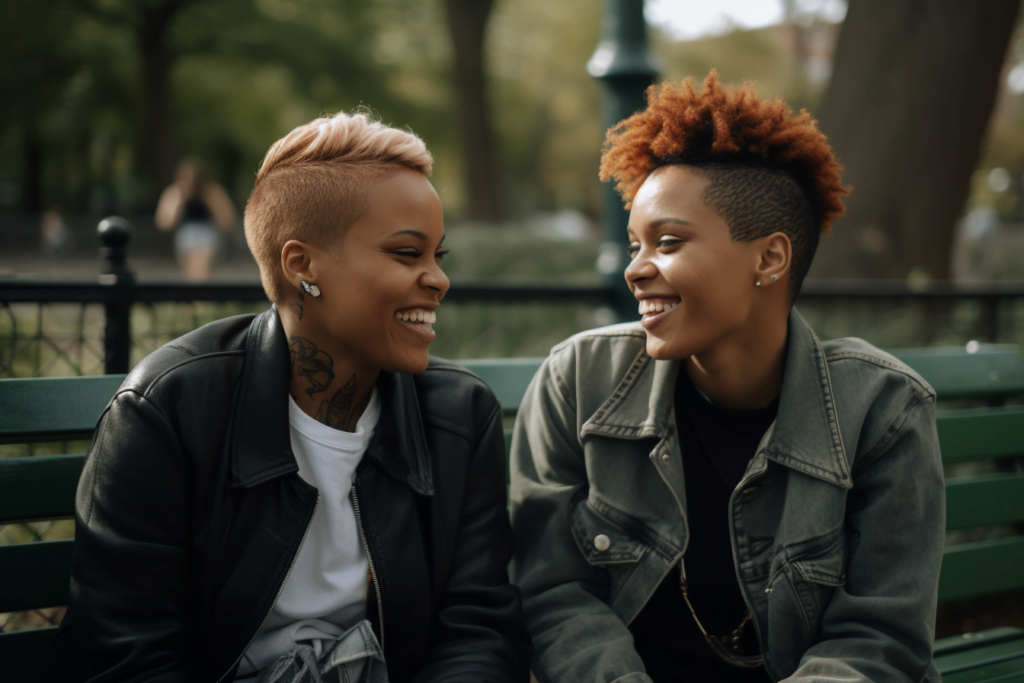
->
<box><xmin>599</xmin><ymin>70</ymin><xmax>849</xmax><ymax>235</ymax></box>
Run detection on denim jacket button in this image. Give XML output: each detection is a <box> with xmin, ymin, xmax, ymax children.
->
<box><xmin>594</xmin><ymin>534</ymin><xmax>611</xmax><ymax>551</ymax></box>
<box><xmin>661</xmin><ymin>452</ymin><xmax>670</xmax><ymax>462</ymax></box>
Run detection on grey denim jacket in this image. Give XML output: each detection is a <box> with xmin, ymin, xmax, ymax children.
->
<box><xmin>510</xmin><ymin>310</ymin><xmax>945</xmax><ymax>683</ymax></box>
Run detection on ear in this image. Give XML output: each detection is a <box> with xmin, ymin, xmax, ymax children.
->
<box><xmin>280</xmin><ymin>240</ymin><xmax>317</xmax><ymax>292</ymax></box>
<box><xmin>755</xmin><ymin>232</ymin><xmax>792</xmax><ymax>287</ymax></box>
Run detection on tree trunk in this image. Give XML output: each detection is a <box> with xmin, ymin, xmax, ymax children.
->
<box><xmin>810</xmin><ymin>0</ymin><xmax>1018</xmax><ymax>281</ymax></box>
<box><xmin>136</xmin><ymin>0</ymin><xmax>186</xmax><ymax>196</ymax></box>
<box><xmin>444</xmin><ymin>0</ymin><xmax>501</xmax><ymax>221</ymax></box>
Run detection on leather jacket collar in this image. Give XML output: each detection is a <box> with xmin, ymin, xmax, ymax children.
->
<box><xmin>230</xmin><ymin>307</ymin><xmax>435</xmax><ymax>495</ymax></box>
<box><xmin>580</xmin><ymin>308</ymin><xmax>853</xmax><ymax>488</ymax></box>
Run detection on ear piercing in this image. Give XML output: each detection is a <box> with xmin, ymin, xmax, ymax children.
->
<box><xmin>300</xmin><ymin>280</ymin><xmax>321</xmax><ymax>298</ymax></box>
<box><xmin>755</xmin><ymin>281</ymin><xmax>762</xmax><ymax>287</ymax></box>
<box><xmin>756</xmin><ymin>275</ymin><xmax>779</xmax><ymax>287</ymax></box>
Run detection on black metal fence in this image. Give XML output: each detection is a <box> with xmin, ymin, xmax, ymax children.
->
<box><xmin>4</xmin><ymin>217</ymin><xmax>1024</xmax><ymax>378</ymax></box>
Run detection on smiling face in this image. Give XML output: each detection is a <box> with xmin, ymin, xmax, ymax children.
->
<box><xmin>299</xmin><ymin>168</ymin><xmax>449</xmax><ymax>374</ymax></box>
<box><xmin>625</xmin><ymin>164</ymin><xmax>767</xmax><ymax>361</ymax></box>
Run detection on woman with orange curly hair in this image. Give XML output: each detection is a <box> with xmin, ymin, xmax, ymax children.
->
<box><xmin>510</xmin><ymin>72</ymin><xmax>944</xmax><ymax>683</ymax></box>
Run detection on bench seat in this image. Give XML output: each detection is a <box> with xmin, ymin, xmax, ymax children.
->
<box><xmin>2</xmin><ymin>344</ymin><xmax>1024</xmax><ymax>681</ymax></box>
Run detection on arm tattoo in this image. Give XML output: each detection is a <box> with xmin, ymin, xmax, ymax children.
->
<box><xmin>315</xmin><ymin>374</ymin><xmax>360</xmax><ymax>431</ymax></box>
<box><xmin>289</xmin><ymin>336</ymin><xmax>335</xmax><ymax>398</ymax></box>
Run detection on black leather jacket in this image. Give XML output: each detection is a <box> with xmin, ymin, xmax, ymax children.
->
<box><xmin>49</xmin><ymin>309</ymin><xmax>531</xmax><ymax>683</ymax></box>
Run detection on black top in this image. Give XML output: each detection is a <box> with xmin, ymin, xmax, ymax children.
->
<box><xmin>629</xmin><ymin>370</ymin><xmax>778</xmax><ymax>683</ymax></box>
<box><xmin>182</xmin><ymin>196</ymin><xmax>213</xmax><ymax>222</ymax></box>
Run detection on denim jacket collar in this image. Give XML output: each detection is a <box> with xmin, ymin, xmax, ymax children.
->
<box><xmin>580</xmin><ymin>309</ymin><xmax>852</xmax><ymax>488</ymax></box>
<box><xmin>230</xmin><ymin>307</ymin><xmax>435</xmax><ymax>495</ymax></box>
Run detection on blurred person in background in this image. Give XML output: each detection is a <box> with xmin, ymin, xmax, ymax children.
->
<box><xmin>156</xmin><ymin>158</ymin><xmax>237</xmax><ymax>281</ymax></box>
<box><xmin>511</xmin><ymin>72</ymin><xmax>945</xmax><ymax>683</ymax></box>
<box><xmin>40</xmin><ymin>207</ymin><xmax>71</xmax><ymax>256</ymax></box>
<box><xmin>49</xmin><ymin>112</ymin><xmax>531</xmax><ymax>683</ymax></box>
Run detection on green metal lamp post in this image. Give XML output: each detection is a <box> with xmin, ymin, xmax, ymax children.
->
<box><xmin>589</xmin><ymin>0</ymin><xmax>659</xmax><ymax>322</ymax></box>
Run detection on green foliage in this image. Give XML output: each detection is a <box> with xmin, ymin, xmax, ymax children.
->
<box><xmin>652</xmin><ymin>21</ymin><xmax>833</xmax><ymax>114</ymax></box>
<box><xmin>0</xmin><ymin>0</ymin><xmax>844</xmax><ymax>222</ymax></box>
<box><xmin>0</xmin><ymin>0</ymin><xmax>457</xmax><ymax>211</ymax></box>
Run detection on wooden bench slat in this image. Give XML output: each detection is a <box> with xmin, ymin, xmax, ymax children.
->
<box><xmin>0</xmin><ymin>375</ymin><xmax>126</xmax><ymax>444</ymax></box>
<box><xmin>938</xmin><ymin>643</ymin><xmax>1024</xmax><ymax>682</ymax></box>
<box><xmin>0</xmin><ymin>454</ymin><xmax>85</xmax><ymax>523</ymax></box>
<box><xmin>0</xmin><ymin>540</ymin><xmax>73</xmax><ymax>613</ymax></box>
<box><xmin>936</xmin><ymin>407</ymin><xmax>1024</xmax><ymax>463</ymax></box>
<box><xmin>892</xmin><ymin>345</ymin><xmax>1024</xmax><ymax>401</ymax></box>
<box><xmin>0</xmin><ymin>627</ymin><xmax>58</xmax><ymax>682</ymax></box>
<box><xmin>946</xmin><ymin>474</ymin><xmax>1024</xmax><ymax>530</ymax></box>
<box><xmin>458</xmin><ymin>358</ymin><xmax>543</xmax><ymax>413</ymax></box>
<box><xmin>939</xmin><ymin>536</ymin><xmax>1024</xmax><ymax>603</ymax></box>
<box><xmin>935</xmin><ymin>627</ymin><xmax>1024</xmax><ymax>657</ymax></box>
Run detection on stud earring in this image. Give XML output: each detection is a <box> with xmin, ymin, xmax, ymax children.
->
<box><xmin>755</xmin><ymin>281</ymin><xmax>762</xmax><ymax>287</ymax></box>
<box><xmin>770</xmin><ymin>274</ymin><xmax>778</xmax><ymax>281</ymax></box>
<box><xmin>300</xmin><ymin>280</ymin><xmax>321</xmax><ymax>298</ymax></box>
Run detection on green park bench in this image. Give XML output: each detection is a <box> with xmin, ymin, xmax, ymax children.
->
<box><xmin>2</xmin><ymin>345</ymin><xmax>1024</xmax><ymax>681</ymax></box>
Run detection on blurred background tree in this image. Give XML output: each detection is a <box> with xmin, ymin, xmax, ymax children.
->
<box><xmin>811</xmin><ymin>0</ymin><xmax>1020</xmax><ymax>281</ymax></box>
<box><xmin>3</xmin><ymin>0</ymin><xmax>1024</xmax><ymax>284</ymax></box>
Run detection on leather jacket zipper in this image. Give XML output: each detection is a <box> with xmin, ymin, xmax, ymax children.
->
<box><xmin>351</xmin><ymin>485</ymin><xmax>385</xmax><ymax>651</ymax></box>
<box><xmin>216</xmin><ymin>493</ymin><xmax>320</xmax><ymax>683</ymax></box>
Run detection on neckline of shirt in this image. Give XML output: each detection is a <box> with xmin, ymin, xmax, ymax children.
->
<box><xmin>287</xmin><ymin>387</ymin><xmax>381</xmax><ymax>450</ymax></box>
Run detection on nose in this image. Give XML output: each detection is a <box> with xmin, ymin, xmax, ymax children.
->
<box><xmin>624</xmin><ymin>246</ymin><xmax>657</xmax><ymax>288</ymax></box>
<box><xmin>421</xmin><ymin>259</ymin><xmax>450</xmax><ymax>301</ymax></box>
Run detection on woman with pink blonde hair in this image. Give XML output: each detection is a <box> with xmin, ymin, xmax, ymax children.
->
<box><xmin>48</xmin><ymin>112</ymin><xmax>532</xmax><ymax>683</ymax></box>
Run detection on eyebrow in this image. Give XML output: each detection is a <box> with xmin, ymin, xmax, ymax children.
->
<box><xmin>387</xmin><ymin>230</ymin><xmax>446</xmax><ymax>244</ymax></box>
<box><xmin>648</xmin><ymin>217</ymin><xmax>693</xmax><ymax>229</ymax></box>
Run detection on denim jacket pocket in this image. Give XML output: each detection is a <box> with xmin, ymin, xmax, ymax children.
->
<box><xmin>764</xmin><ymin>528</ymin><xmax>848</xmax><ymax>675</ymax></box>
<box><xmin>570</xmin><ymin>494</ymin><xmax>648</xmax><ymax>566</ymax></box>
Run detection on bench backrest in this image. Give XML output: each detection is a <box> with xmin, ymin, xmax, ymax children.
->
<box><xmin>2</xmin><ymin>345</ymin><xmax>1023</xmax><ymax>670</ymax></box>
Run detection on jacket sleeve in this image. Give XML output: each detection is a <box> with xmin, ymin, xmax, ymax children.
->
<box><xmin>509</xmin><ymin>352</ymin><xmax>652</xmax><ymax>683</ymax></box>
<box><xmin>56</xmin><ymin>390</ymin><xmax>193</xmax><ymax>683</ymax></box>
<box><xmin>412</xmin><ymin>402</ymin><xmax>534</xmax><ymax>683</ymax></box>
<box><xmin>785</xmin><ymin>396</ymin><xmax>945</xmax><ymax>682</ymax></box>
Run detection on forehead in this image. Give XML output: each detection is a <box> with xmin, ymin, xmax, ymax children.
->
<box><xmin>633</xmin><ymin>165</ymin><xmax>707</xmax><ymax>209</ymax></box>
<box><xmin>628</xmin><ymin>165</ymin><xmax>724</xmax><ymax>233</ymax></box>
<box><xmin>343</xmin><ymin>168</ymin><xmax>443</xmax><ymax>241</ymax></box>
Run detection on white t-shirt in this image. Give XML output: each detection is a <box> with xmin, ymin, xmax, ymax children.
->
<box><xmin>236</xmin><ymin>388</ymin><xmax>380</xmax><ymax>678</ymax></box>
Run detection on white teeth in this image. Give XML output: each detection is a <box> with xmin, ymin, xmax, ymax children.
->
<box><xmin>638</xmin><ymin>300</ymin><xmax>679</xmax><ymax>315</ymax></box>
<box><xmin>394</xmin><ymin>309</ymin><xmax>437</xmax><ymax>324</ymax></box>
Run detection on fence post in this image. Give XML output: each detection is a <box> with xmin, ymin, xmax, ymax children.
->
<box><xmin>98</xmin><ymin>216</ymin><xmax>135</xmax><ymax>374</ymax></box>
<box><xmin>588</xmin><ymin>0</ymin><xmax>659</xmax><ymax>322</ymax></box>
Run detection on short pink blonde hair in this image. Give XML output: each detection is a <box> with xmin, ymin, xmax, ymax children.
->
<box><xmin>244</xmin><ymin>111</ymin><xmax>433</xmax><ymax>301</ymax></box>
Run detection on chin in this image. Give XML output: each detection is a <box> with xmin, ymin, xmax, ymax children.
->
<box><xmin>385</xmin><ymin>351</ymin><xmax>430</xmax><ymax>375</ymax></box>
<box><xmin>646</xmin><ymin>335</ymin><xmax>677</xmax><ymax>361</ymax></box>
<box><xmin>646</xmin><ymin>335</ymin><xmax>694</xmax><ymax>362</ymax></box>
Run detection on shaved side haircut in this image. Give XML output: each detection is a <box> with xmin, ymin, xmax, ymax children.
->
<box><xmin>244</xmin><ymin>111</ymin><xmax>433</xmax><ymax>302</ymax></box>
<box><xmin>599</xmin><ymin>71</ymin><xmax>850</xmax><ymax>295</ymax></box>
